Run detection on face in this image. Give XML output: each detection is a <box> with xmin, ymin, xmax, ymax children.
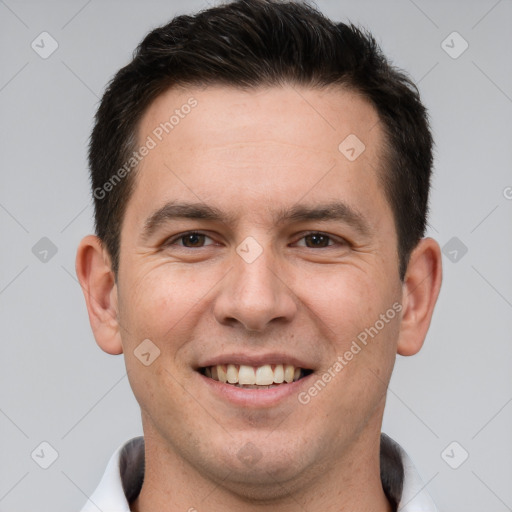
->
<box><xmin>115</xmin><ymin>85</ymin><xmax>404</xmax><ymax>494</ymax></box>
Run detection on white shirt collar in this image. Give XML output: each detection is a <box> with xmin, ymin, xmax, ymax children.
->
<box><xmin>80</xmin><ymin>435</ymin><xmax>438</xmax><ymax>512</ymax></box>
<box><xmin>395</xmin><ymin>441</ymin><xmax>439</xmax><ymax>511</ymax></box>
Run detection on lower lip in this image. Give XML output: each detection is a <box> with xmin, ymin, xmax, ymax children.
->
<box><xmin>198</xmin><ymin>372</ymin><xmax>313</xmax><ymax>408</ymax></box>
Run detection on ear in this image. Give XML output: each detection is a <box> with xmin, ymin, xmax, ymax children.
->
<box><xmin>75</xmin><ymin>235</ymin><xmax>123</xmax><ymax>355</ymax></box>
<box><xmin>397</xmin><ymin>237</ymin><xmax>442</xmax><ymax>356</ymax></box>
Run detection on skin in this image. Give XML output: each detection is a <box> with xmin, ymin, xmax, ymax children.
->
<box><xmin>76</xmin><ymin>84</ymin><xmax>442</xmax><ymax>512</ymax></box>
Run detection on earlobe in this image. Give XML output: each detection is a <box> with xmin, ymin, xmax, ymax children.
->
<box><xmin>75</xmin><ymin>235</ymin><xmax>123</xmax><ymax>355</ymax></box>
<box><xmin>397</xmin><ymin>237</ymin><xmax>442</xmax><ymax>356</ymax></box>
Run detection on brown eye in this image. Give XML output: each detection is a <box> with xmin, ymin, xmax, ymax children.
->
<box><xmin>303</xmin><ymin>233</ymin><xmax>332</xmax><ymax>248</ymax></box>
<box><xmin>181</xmin><ymin>233</ymin><xmax>206</xmax><ymax>247</ymax></box>
<box><xmin>166</xmin><ymin>232</ymin><xmax>214</xmax><ymax>248</ymax></box>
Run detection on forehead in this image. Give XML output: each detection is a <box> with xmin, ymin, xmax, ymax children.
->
<box><xmin>130</xmin><ymin>84</ymin><xmax>390</xmax><ymax>229</ymax></box>
<box><xmin>139</xmin><ymin>84</ymin><xmax>381</xmax><ymax>157</ymax></box>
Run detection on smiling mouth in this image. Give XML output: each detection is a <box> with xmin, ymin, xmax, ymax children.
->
<box><xmin>199</xmin><ymin>364</ymin><xmax>313</xmax><ymax>389</ymax></box>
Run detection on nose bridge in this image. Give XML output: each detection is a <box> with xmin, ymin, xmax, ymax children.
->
<box><xmin>213</xmin><ymin>235</ymin><xmax>296</xmax><ymax>332</ymax></box>
<box><xmin>237</xmin><ymin>237</ymin><xmax>279</xmax><ymax>299</ymax></box>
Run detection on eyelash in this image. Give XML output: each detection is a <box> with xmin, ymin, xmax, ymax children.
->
<box><xmin>164</xmin><ymin>231</ymin><xmax>347</xmax><ymax>249</ymax></box>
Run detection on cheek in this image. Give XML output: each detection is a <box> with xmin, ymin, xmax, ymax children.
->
<box><xmin>117</xmin><ymin>264</ymin><xmax>220</xmax><ymax>409</ymax></box>
<box><xmin>120</xmin><ymin>265</ymin><xmax>211</xmax><ymax>341</ymax></box>
<box><xmin>298</xmin><ymin>268</ymin><xmax>401</xmax><ymax>393</ymax></box>
<box><xmin>297</xmin><ymin>268</ymin><xmax>389</xmax><ymax>340</ymax></box>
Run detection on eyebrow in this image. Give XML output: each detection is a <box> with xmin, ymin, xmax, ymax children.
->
<box><xmin>274</xmin><ymin>202</ymin><xmax>370</xmax><ymax>235</ymax></box>
<box><xmin>140</xmin><ymin>200</ymin><xmax>371</xmax><ymax>241</ymax></box>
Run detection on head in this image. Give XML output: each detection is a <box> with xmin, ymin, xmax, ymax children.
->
<box><xmin>77</xmin><ymin>0</ymin><xmax>442</xmax><ymax>506</ymax></box>
<box><xmin>89</xmin><ymin>0</ymin><xmax>433</xmax><ymax>281</ymax></box>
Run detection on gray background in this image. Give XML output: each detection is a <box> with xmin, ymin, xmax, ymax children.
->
<box><xmin>1</xmin><ymin>0</ymin><xmax>511</xmax><ymax>510</ymax></box>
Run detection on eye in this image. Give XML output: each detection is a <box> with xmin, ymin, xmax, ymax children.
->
<box><xmin>294</xmin><ymin>232</ymin><xmax>344</xmax><ymax>248</ymax></box>
<box><xmin>163</xmin><ymin>231</ymin><xmax>346</xmax><ymax>250</ymax></box>
<box><xmin>166</xmin><ymin>231</ymin><xmax>215</xmax><ymax>248</ymax></box>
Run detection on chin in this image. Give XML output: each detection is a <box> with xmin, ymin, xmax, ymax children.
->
<box><xmin>211</xmin><ymin>436</ymin><xmax>312</xmax><ymax>489</ymax></box>
<box><xmin>211</xmin><ymin>458</ymin><xmax>307</xmax><ymax>503</ymax></box>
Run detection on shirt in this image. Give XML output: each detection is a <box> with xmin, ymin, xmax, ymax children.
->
<box><xmin>80</xmin><ymin>434</ymin><xmax>438</xmax><ymax>511</ymax></box>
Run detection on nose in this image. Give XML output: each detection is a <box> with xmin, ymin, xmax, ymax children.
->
<box><xmin>212</xmin><ymin>242</ymin><xmax>297</xmax><ymax>332</ymax></box>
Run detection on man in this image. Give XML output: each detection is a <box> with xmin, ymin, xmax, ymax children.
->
<box><xmin>76</xmin><ymin>0</ymin><xmax>442</xmax><ymax>510</ymax></box>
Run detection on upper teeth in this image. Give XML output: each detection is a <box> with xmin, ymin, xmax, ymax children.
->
<box><xmin>205</xmin><ymin>364</ymin><xmax>302</xmax><ymax>385</ymax></box>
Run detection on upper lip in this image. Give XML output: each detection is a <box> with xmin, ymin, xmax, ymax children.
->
<box><xmin>197</xmin><ymin>352</ymin><xmax>314</xmax><ymax>370</ymax></box>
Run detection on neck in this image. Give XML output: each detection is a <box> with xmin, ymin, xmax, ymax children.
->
<box><xmin>131</xmin><ymin>416</ymin><xmax>393</xmax><ymax>512</ymax></box>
